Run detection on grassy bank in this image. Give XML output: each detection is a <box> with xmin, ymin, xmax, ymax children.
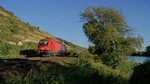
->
<box><xmin>0</xmin><ymin>54</ymin><xmax>138</xmax><ymax>84</ymax></box>
<box><xmin>0</xmin><ymin>40</ymin><xmax>38</xmax><ymax>59</ymax></box>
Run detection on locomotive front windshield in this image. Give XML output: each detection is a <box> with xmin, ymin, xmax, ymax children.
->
<box><xmin>39</xmin><ymin>40</ymin><xmax>48</xmax><ymax>46</ymax></box>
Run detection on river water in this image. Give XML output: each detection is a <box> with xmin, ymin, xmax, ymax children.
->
<box><xmin>125</xmin><ymin>56</ymin><xmax>150</xmax><ymax>63</ymax></box>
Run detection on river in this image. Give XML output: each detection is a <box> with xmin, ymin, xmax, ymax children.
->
<box><xmin>125</xmin><ymin>56</ymin><xmax>150</xmax><ymax>63</ymax></box>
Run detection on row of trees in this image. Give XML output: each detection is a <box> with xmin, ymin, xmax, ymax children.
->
<box><xmin>81</xmin><ymin>7</ymin><xmax>143</xmax><ymax>67</ymax></box>
<box><xmin>131</xmin><ymin>45</ymin><xmax>150</xmax><ymax>56</ymax></box>
<box><xmin>145</xmin><ymin>46</ymin><xmax>150</xmax><ymax>56</ymax></box>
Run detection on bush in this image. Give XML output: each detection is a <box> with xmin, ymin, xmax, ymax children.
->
<box><xmin>129</xmin><ymin>61</ymin><xmax>150</xmax><ymax>84</ymax></box>
<box><xmin>0</xmin><ymin>40</ymin><xmax>38</xmax><ymax>58</ymax></box>
<box><xmin>0</xmin><ymin>74</ymin><xmax>5</xmax><ymax>84</ymax></box>
<box><xmin>10</xmin><ymin>25</ymin><xmax>20</xmax><ymax>34</ymax></box>
<box><xmin>0</xmin><ymin>40</ymin><xmax>12</xmax><ymax>55</ymax></box>
<box><xmin>115</xmin><ymin>61</ymin><xmax>139</xmax><ymax>75</ymax></box>
<box><xmin>65</xmin><ymin>57</ymin><xmax>128</xmax><ymax>84</ymax></box>
<box><xmin>88</xmin><ymin>46</ymin><xmax>95</xmax><ymax>54</ymax></box>
<box><xmin>23</xmin><ymin>42</ymin><xmax>37</xmax><ymax>49</ymax></box>
<box><xmin>101</xmin><ymin>55</ymin><xmax>121</xmax><ymax>68</ymax></box>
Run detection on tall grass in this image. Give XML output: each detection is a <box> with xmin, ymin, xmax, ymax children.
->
<box><xmin>0</xmin><ymin>41</ymin><xmax>37</xmax><ymax>59</ymax></box>
<box><xmin>0</xmin><ymin>54</ymin><xmax>138</xmax><ymax>84</ymax></box>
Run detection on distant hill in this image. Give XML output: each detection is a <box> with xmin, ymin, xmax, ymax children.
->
<box><xmin>0</xmin><ymin>6</ymin><xmax>87</xmax><ymax>58</ymax></box>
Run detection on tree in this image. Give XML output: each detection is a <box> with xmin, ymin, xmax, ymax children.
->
<box><xmin>81</xmin><ymin>7</ymin><xmax>143</xmax><ymax>67</ymax></box>
<box><xmin>145</xmin><ymin>46</ymin><xmax>150</xmax><ymax>56</ymax></box>
<box><xmin>88</xmin><ymin>45</ymin><xmax>95</xmax><ymax>54</ymax></box>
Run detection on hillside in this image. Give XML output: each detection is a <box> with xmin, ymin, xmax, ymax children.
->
<box><xmin>0</xmin><ymin>6</ymin><xmax>87</xmax><ymax>57</ymax></box>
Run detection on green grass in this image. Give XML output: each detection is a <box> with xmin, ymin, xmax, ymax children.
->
<box><xmin>115</xmin><ymin>61</ymin><xmax>139</xmax><ymax>75</ymax></box>
<box><xmin>0</xmin><ymin>55</ymin><xmax>138</xmax><ymax>84</ymax></box>
<box><xmin>0</xmin><ymin>41</ymin><xmax>38</xmax><ymax>58</ymax></box>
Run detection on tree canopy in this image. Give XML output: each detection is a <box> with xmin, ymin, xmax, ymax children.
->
<box><xmin>145</xmin><ymin>45</ymin><xmax>150</xmax><ymax>56</ymax></box>
<box><xmin>81</xmin><ymin>7</ymin><xmax>143</xmax><ymax>66</ymax></box>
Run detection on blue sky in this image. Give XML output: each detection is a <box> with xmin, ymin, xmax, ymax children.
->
<box><xmin>0</xmin><ymin>0</ymin><xmax>150</xmax><ymax>49</ymax></box>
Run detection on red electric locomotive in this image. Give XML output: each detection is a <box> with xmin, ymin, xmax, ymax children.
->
<box><xmin>38</xmin><ymin>38</ymin><xmax>66</xmax><ymax>56</ymax></box>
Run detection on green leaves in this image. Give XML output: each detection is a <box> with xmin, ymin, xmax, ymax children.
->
<box><xmin>81</xmin><ymin>6</ymin><xmax>143</xmax><ymax>67</ymax></box>
<box><xmin>10</xmin><ymin>25</ymin><xmax>20</xmax><ymax>34</ymax></box>
<box><xmin>0</xmin><ymin>40</ymin><xmax>12</xmax><ymax>55</ymax></box>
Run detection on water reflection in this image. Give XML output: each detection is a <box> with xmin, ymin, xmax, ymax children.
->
<box><xmin>125</xmin><ymin>56</ymin><xmax>150</xmax><ymax>63</ymax></box>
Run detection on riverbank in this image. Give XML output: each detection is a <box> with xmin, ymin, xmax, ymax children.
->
<box><xmin>0</xmin><ymin>55</ymin><xmax>139</xmax><ymax>84</ymax></box>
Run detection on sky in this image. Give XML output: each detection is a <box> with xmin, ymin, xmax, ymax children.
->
<box><xmin>0</xmin><ymin>0</ymin><xmax>150</xmax><ymax>49</ymax></box>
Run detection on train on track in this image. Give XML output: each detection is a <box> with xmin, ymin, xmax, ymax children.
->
<box><xmin>38</xmin><ymin>38</ymin><xmax>81</xmax><ymax>56</ymax></box>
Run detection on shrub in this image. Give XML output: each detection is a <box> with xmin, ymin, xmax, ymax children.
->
<box><xmin>129</xmin><ymin>61</ymin><xmax>150</xmax><ymax>84</ymax></box>
<box><xmin>10</xmin><ymin>25</ymin><xmax>20</xmax><ymax>34</ymax></box>
<box><xmin>88</xmin><ymin>46</ymin><xmax>95</xmax><ymax>54</ymax></box>
<box><xmin>100</xmin><ymin>55</ymin><xmax>121</xmax><ymax>68</ymax></box>
<box><xmin>115</xmin><ymin>61</ymin><xmax>139</xmax><ymax>75</ymax></box>
<box><xmin>0</xmin><ymin>40</ymin><xmax>12</xmax><ymax>55</ymax></box>
<box><xmin>0</xmin><ymin>74</ymin><xmax>5</xmax><ymax>84</ymax></box>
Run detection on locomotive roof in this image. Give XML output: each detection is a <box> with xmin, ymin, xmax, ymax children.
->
<box><xmin>40</xmin><ymin>38</ymin><xmax>64</xmax><ymax>44</ymax></box>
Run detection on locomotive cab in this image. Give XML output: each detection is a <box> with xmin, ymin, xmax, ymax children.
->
<box><xmin>38</xmin><ymin>38</ymin><xmax>66</xmax><ymax>56</ymax></box>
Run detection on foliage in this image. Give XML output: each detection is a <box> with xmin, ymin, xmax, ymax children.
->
<box><xmin>129</xmin><ymin>61</ymin><xmax>150</xmax><ymax>84</ymax></box>
<box><xmin>0</xmin><ymin>42</ymin><xmax>37</xmax><ymax>58</ymax></box>
<box><xmin>88</xmin><ymin>45</ymin><xmax>95</xmax><ymax>54</ymax></box>
<box><xmin>131</xmin><ymin>45</ymin><xmax>150</xmax><ymax>56</ymax></box>
<box><xmin>0</xmin><ymin>40</ymin><xmax>12</xmax><ymax>55</ymax></box>
<box><xmin>0</xmin><ymin>74</ymin><xmax>5</xmax><ymax>84</ymax></box>
<box><xmin>145</xmin><ymin>45</ymin><xmax>150</xmax><ymax>56</ymax></box>
<box><xmin>145</xmin><ymin>46</ymin><xmax>150</xmax><ymax>53</ymax></box>
<box><xmin>81</xmin><ymin>6</ymin><xmax>143</xmax><ymax>67</ymax></box>
<box><xmin>10</xmin><ymin>25</ymin><xmax>20</xmax><ymax>34</ymax></box>
<box><xmin>115</xmin><ymin>61</ymin><xmax>139</xmax><ymax>75</ymax></box>
<box><xmin>0</xmin><ymin>55</ymin><xmax>137</xmax><ymax>84</ymax></box>
<box><xmin>131</xmin><ymin>51</ymin><xmax>145</xmax><ymax>56</ymax></box>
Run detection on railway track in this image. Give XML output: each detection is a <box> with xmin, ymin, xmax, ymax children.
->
<box><xmin>26</xmin><ymin>56</ymin><xmax>76</xmax><ymax>62</ymax></box>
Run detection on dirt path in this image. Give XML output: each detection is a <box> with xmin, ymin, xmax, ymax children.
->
<box><xmin>26</xmin><ymin>56</ymin><xmax>76</xmax><ymax>62</ymax></box>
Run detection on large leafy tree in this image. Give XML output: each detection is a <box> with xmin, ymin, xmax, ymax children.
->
<box><xmin>81</xmin><ymin>7</ymin><xmax>143</xmax><ymax>67</ymax></box>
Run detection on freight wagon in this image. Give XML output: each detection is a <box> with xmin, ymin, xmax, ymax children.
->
<box><xmin>38</xmin><ymin>38</ymin><xmax>67</xmax><ymax>56</ymax></box>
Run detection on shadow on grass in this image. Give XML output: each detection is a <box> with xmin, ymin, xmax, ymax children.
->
<box><xmin>0</xmin><ymin>58</ymin><xmax>128</xmax><ymax>84</ymax></box>
<box><xmin>20</xmin><ymin>49</ymin><xmax>39</xmax><ymax>57</ymax></box>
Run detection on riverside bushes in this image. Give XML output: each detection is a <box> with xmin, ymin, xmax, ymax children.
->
<box><xmin>129</xmin><ymin>61</ymin><xmax>150</xmax><ymax>84</ymax></box>
<box><xmin>0</xmin><ymin>55</ymin><xmax>138</xmax><ymax>84</ymax></box>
